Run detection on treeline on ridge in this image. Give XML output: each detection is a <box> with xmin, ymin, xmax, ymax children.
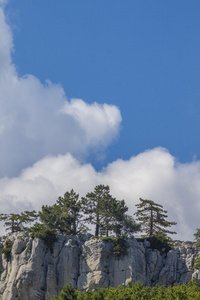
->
<box><xmin>0</xmin><ymin>184</ymin><xmax>181</xmax><ymax>250</ymax></box>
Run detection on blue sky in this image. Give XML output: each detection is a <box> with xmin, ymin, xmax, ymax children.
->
<box><xmin>6</xmin><ymin>0</ymin><xmax>200</xmax><ymax>166</ymax></box>
<box><xmin>0</xmin><ymin>1</ymin><xmax>200</xmax><ymax>239</ymax></box>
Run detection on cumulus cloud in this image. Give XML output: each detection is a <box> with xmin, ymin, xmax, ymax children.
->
<box><xmin>0</xmin><ymin>5</ymin><xmax>199</xmax><ymax>242</ymax></box>
<box><xmin>62</xmin><ymin>99</ymin><xmax>121</xmax><ymax>148</ymax></box>
<box><xmin>0</xmin><ymin>6</ymin><xmax>14</xmax><ymax>78</ymax></box>
<box><xmin>0</xmin><ymin>7</ymin><xmax>122</xmax><ymax>177</ymax></box>
<box><xmin>0</xmin><ymin>147</ymin><xmax>200</xmax><ymax>241</ymax></box>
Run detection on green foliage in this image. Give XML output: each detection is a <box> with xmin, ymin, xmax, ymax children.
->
<box><xmin>53</xmin><ymin>280</ymin><xmax>200</xmax><ymax>300</ymax></box>
<box><xmin>194</xmin><ymin>256</ymin><xmax>200</xmax><ymax>270</ymax></box>
<box><xmin>113</xmin><ymin>237</ymin><xmax>128</xmax><ymax>256</ymax></box>
<box><xmin>149</xmin><ymin>233</ymin><xmax>172</xmax><ymax>253</ymax></box>
<box><xmin>82</xmin><ymin>185</ymin><xmax>140</xmax><ymax>238</ymax></box>
<box><xmin>29</xmin><ymin>223</ymin><xmax>57</xmax><ymax>250</ymax></box>
<box><xmin>138</xmin><ymin>232</ymin><xmax>172</xmax><ymax>253</ymax></box>
<box><xmin>0</xmin><ymin>239</ymin><xmax>13</xmax><ymax>261</ymax></box>
<box><xmin>116</xmin><ymin>214</ymin><xmax>141</xmax><ymax>238</ymax></box>
<box><xmin>82</xmin><ymin>185</ymin><xmax>113</xmax><ymax>237</ymax></box>
<box><xmin>101</xmin><ymin>236</ymin><xmax>128</xmax><ymax>257</ymax></box>
<box><xmin>90</xmin><ymin>236</ymin><xmax>98</xmax><ymax>240</ymax></box>
<box><xmin>39</xmin><ymin>205</ymin><xmax>61</xmax><ymax>231</ymax></box>
<box><xmin>56</xmin><ymin>189</ymin><xmax>85</xmax><ymax>235</ymax></box>
<box><xmin>135</xmin><ymin>198</ymin><xmax>177</xmax><ymax>237</ymax></box>
<box><xmin>0</xmin><ymin>211</ymin><xmax>38</xmax><ymax>233</ymax></box>
<box><xmin>0</xmin><ymin>185</ymin><xmax>140</xmax><ymax>239</ymax></box>
<box><xmin>100</xmin><ymin>236</ymin><xmax>117</xmax><ymax>243</ymax></box>
<box><xmin>193</xmin><ymin>230</ymin><xmax>200</xmax><ymax>268</ymax></box>
<box><xmin>39</xmin><ymin>189</ymin><xmax>87</xmax><ymax>236</ymax></box>
<box><xmin>0</xmin><ymin>247</ymin><xmax>12</xmax><ymax>261</ymax></box>
<box><xmin>194</xmin><ymin>228</ymin><xmax>200</xmax><ymax>247</ymax></box>
<box><xmin>0</xmin><ymin>187</ymin><xmax>177</xmax><ymax>255</ymax></box>
<box><xmin>51</xmin><ymin>283</ymin><xmax>78</xmax><ymax>300</ymax></box>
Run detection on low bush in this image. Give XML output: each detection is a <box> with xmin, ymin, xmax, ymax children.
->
<box><xmin>101</xmin><ymin>236</ymin><xmax>128</xmax><ymax>257</ymax></box>
<box><xmin>52</xmin><ymin>279</ymin><xmax>200</xmax><ymax>300</ymax></box>
<box><xmin>29</xmin><ymin>223</ymin><xmax>57</xmax><ymax>251</ymax></box>
<box><xmin>51</xmin><ymin>283</ymin><xmax>78</xmax><ymax>300</ymax></box>
<box><xmin>138</xmin><ymin>232</ymin><xmax>172</xmax><ymax>254</ymax></box>
<box><xmin>0</xmin><ymin>239</ymin><xmax>13</xmax><ymax>261</ymax></box>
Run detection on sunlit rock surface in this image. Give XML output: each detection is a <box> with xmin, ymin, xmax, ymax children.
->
<box><xmin>0</xmin><ymin>232</ymin><xmax>199</xmax><ymax>300</ymax></box>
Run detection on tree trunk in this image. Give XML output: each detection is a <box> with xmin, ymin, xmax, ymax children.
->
<box><xmin>150</xmin><ymin>207</ymin><xmax>153</xmax><ymax>237</ymax></box>
<box><xmin>72</xmin><ymin>216</ymin><xmax>76</xmax><ymax>235</ymax></box>
<box><xmin>106</xmin><ymin>223</ymin><xmax>109</xmax><ymax>237</ymax></box>
<box><xmin>95</xmin><ymin>214</ymin><xmax>99</xmax><ymax>237</ymax></box>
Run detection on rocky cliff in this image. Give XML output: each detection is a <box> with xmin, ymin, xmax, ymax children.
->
<box><xmin>0</xmin><ymin>232</ymin><xmax>200</xmax><ymax>300</ymax></box>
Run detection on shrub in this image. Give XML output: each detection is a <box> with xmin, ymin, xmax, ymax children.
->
<box><xmin>193</xmin><ymin>253</ymin><xmax>200</xmax><ymax>269</ymax></box>
<box><xmin>100</xmin><ymin>236</ymin><xmax>117</xmax><ymax>243</ymax></box>
<box><xmin>29</xmin><ymin>223</ymin><xmax>57</xmax><ymax>251</ymax></box>
<box><xmin>90</xmin><ymin>236</ymin><xmax>98</xmax><ymax>240</ymax></box>
<box><xmin>113</xmin><ymin>237</ymin><xmax>128</xmax><ymax>256</ymax></box>
<box><xmin>0</xmin><ymin>239</ymin><xmax>13</xmax><ymax>261</ymax></box>
<box><xmin>51</xmin><ymin>283</ymin><xmax>78</xmax><ymax>300</ymax></box>
<box><xmin>138</xmin><ymin>233</ymin><xmax>172</xmax><ymax>254</ymax></box>
<box><xmin>101</xmin><ymin>236</ymin><xmax>128</xmax><ymax>257</ymax></box>
<box><xmin>52</xmin><ymin>280</ymin><xmax>200</xmax><ymax>300</ymax></box>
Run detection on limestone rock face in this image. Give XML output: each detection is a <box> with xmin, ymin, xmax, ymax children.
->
<box><xmin>0</xmin><ymin>232</ymin><xmax>199</xmax><ymax>300</ymax></box>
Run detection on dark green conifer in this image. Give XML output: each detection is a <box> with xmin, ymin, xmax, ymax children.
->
<box><xmin>135</xmin><ymin>198</ymin><xmax>176</xmax><ymax>237</ymax></box>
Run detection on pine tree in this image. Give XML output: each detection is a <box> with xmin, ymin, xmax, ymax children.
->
<box><xmin>100</xmin><ymin>197</ymin><xmax>129</xmax><ymax>237</ymax></box>
<box><xmin>116</xmin><ymin>214</ymin><xmax>141</xmax><ymax>237</ymax></box>
<box><xmin>39</xmin><ymin>204</ymin><xmax>67</xmax><ymax>233</ymax></box>
<box><xmin>134</xmin><ymin>198</ymin><xmax>176</xmax><ymax>237</ymax></box>
<box><xmin>0</xmin><ymin>211</ymin><xmax>38</xmax><ymax>233</ymax></box>
<box><xmin>82</xmin><ymin>184</ymin><xmax>140</xmax><ymax>237</ymax></box>
<box><xmin>39</xmin><ymin>189</ymin><xmax>86</xmax><ymax>235</ymax></box>
<box><xmin>194</xmin><ymin>228</ymin><xmax>200</xmax><ymax>247</ymax></box>
<box><xmin>81</xmin><ymin>184</ymin><xmax>111</xmax><ymax>237</ymax></box>
<box><xmin>56</xmin><ymin>189</ymin><xmax>84</xmax><ymax>235</ymax></box>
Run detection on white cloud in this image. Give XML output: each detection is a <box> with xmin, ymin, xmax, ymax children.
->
<box><xmin>0</xmin><ymin>7</ymin><xmax>15</xmax><ymax>79</ymax></box>
<box><xmin>62</xmin><ymin>99</ymin><xmax>121</xmax><ymax>148</ymax></box>
<box><xmin>0</xmin><ymin>5</ymin><xmax>199</xmax><ymax>242</ymax></box>
<box><xmin>0</xmin><ymin>7</ymin><xmax>122</xmax><ymax>177</ymax></box>
<box><xmin>0</xmin><ymin>147</ymin><xmax>200</xmax><ymax>241</ymax></box>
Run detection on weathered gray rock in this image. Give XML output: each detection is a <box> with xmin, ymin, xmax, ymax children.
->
<box><xmin>0</xmin><ymin>232</ymin><xmax>199</xmax><ymax>300</ymax></box>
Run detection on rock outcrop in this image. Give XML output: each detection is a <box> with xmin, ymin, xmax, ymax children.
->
<box><xmin>0</xmin><ymin>232</ymin><xmax>200</xmax><ymax>300</ymax></box>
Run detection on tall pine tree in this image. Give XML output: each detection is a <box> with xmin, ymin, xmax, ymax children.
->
<box><xmin>134</xmin><ymin>198</ymin><xmax>176</xmax><ymax>237</ymax></box>
<box><xmin>39</xmin><ymin>189</ymin><xmax>86</xmax><ymax>235</ymax></box>
<box><xmin>81</xmin><ymin>185</ymin><xmax>111</xmax><ymax>237</ymax></box>
<box><xmin>82</xmin><ymin>185</ymin><xmax>140</xmax><ymax>237</ymax></box>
